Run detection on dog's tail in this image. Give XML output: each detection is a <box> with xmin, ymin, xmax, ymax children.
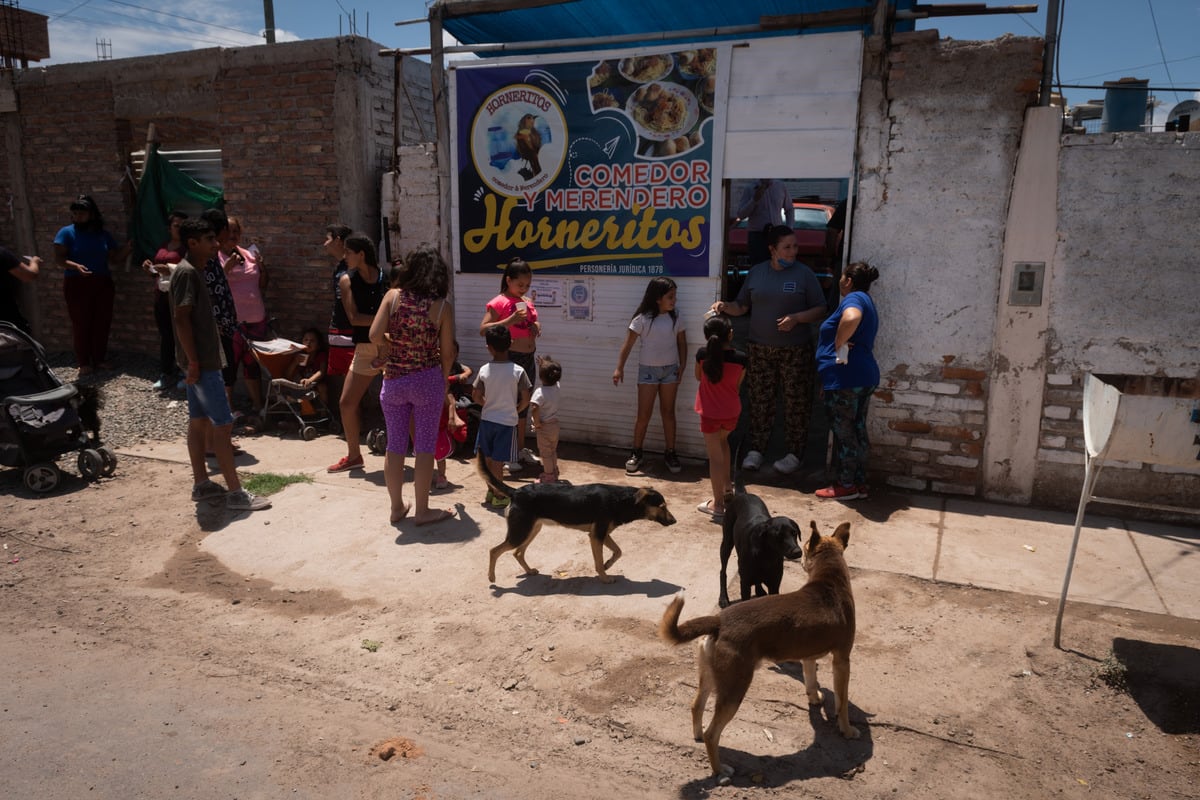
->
<box><xmin>475</xmin><ymin>448</ymin><xmax>514</xmax><ymax>499</ymax></box>
<box><xmin>658</xmin><ymin>591</ymin><xmax>721</xmax><ymax>646</ymax></box>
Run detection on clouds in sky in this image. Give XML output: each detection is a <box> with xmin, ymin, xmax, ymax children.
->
<box><xmin>35</xmin><ymin>0</ymin><xmax>294</xmax><ymax>66</ymax></box>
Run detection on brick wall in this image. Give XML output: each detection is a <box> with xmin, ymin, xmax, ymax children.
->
<box><xmin>3</xmin><ymin>36</ymin><xmax>432</xmax><ymax>355</ymax></box>
<box><xmin>851</xmin><ymin>32</ymin><xmax>1042</xmax><ymax>497</ymax></box>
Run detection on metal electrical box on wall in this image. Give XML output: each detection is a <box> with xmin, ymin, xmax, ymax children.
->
<box><xmin>1009</xmin><ymin>261</ymin><xmax>1045</xmax><ymax>306</ymax></box>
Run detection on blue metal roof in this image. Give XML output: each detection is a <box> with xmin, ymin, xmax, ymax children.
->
<box><xmin>440</xmin><ymin>0</ymin><xmax>917</xmax><ymax>52</ymax></box>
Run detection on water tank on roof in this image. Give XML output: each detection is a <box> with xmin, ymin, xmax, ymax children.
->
<box><xmin>1100</xmin><ymin>78</ymin><xmax>1149</xmax><ymax>132</ymax></box>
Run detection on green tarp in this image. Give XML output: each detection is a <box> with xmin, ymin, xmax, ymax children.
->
<box><xmin>132</xmin><ymin>143</ymin><xmax>224</xmax><ymax>260</ymax></box>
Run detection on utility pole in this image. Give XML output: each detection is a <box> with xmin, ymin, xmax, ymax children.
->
<box><xmin>263</xmin><ymin>0</ymin><xmax>276</xmax><ymax>44</ymax></box>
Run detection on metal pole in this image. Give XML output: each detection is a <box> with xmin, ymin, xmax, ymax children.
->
<box><xmin>1053</xmin><ymin>452</ymin><xmax>1104</xmax><ymax>649</ymax></box>
<box><xmin>262</xmin><ymin>0</ymin><xmax>276</xmax><ymax>44</ymax></box>
<box><xmin>1040</xmin><ymin>0</ymin><xmax>1061</xmax><ymax>106</ymax></box>
<box><xmin>429</xmin><ymin>6</ymin><xmax>453</xmax><ymax>269</ymax></box>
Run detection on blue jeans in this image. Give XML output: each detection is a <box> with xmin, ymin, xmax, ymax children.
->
<box><xmin>186</xmin><ymin>369</ymin><xmax>235</xmax><ymax>426</ymax></box>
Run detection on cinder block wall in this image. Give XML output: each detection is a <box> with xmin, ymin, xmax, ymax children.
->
<box><xmin>4</xmin><ymin>36</ymin><xmax>431</xmax><ymax>355</ymax></box>
<box><xmin>851</xmin><ymin>32</ymin><xmax>1043</xmax><ymax>496</ymax></box>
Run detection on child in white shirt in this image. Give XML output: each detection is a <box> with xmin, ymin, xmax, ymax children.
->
<box><xmin>531</xmin><ymin>356</ymin><xmax>563</xmax><ymax>483</ymax></box>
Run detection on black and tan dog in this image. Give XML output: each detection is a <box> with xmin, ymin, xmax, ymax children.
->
<box><xmin>480</xmin><ymin>451</ymin><xmax>677</xmax><ymax>584</ymax></box>
<box><xmin>660</xmin><ymin>521</ymin><xmax>858</xmax><ymax>780</ymax></box>
<box><xmin>718</xmin><ymin>489</ymin><xmax>803</xmax><ymax>608</ymax></box>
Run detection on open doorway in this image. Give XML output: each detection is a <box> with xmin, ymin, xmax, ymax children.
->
<box><xmin>720</xmin><ymin>176</ymin><xmax>852</xmax><ymax>477</ymax></box>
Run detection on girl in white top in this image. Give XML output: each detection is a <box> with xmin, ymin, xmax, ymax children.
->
<box><xmin>530</xmin><ymin>356</ymin><xmax>563</xmax><ymax>483</ymax></box>
<box><xmin>612</xmin><ymin>277</ymin><xmax>687</xmax><ymax>474</ymax></box>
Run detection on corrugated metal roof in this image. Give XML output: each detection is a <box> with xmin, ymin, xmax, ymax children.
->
<box><xmin>438</xmin><ymin>0</ymin><xmax>917</xmax><ymax>52</ymax></box>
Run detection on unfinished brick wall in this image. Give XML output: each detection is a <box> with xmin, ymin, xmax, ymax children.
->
<box><xmin>3</xmin><ymin>36</ymin><xmax>431</xmax><ymax>356</ymax></box>
<box><xmin>852</xmin><ymin>32</ymin><xmax>1042</xmax><ymax>496</ymax></box>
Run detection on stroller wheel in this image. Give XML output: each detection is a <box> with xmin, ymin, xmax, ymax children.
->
<box><xmin>24</xmin><ymin>463</ymin><xmax>60</xmax><ymax>493</ymax></box>
<box><xmin>98</xmin><ymin>445</ymin><xmax>118</xmax><ymax>477</ymax></box>
<box><xmin>365</xmin><ymin>429</ymin><xmax>377</xmax><ymax>451</ymax></box>
<box><xmin>78</xmin><ymin>448</ymin><xmax>105</xmax><ymax>481</ymax></box>
<box><xmin>373</xmin><ymin>429</ymin><xmax>387</xmax><ymax>454</ymax></box>
<box><xmin>301</xmin><ymin>425</ymin><xmax>318</xmax><ymax>441</ymax></box>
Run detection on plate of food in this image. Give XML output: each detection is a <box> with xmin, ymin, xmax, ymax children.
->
<box><xmin>618</xmin><ymin>54</ymin><xmax>674</xmax><ymax>84</ymax></box>
<box><xmin>590</xmin><ymin>87</ymin><xmax>622</xmax><ymax>111</ymax></box>
<box><xmin>676</xmin><ymin>48</ymin><xmax>717</xmax><ymax>79</ymax></box>
<box><xmin>626</xmin><ymin>82</ymin><xmax>700</xmax><ymax>142</ymax></box>
<box><xmin>696</xmin><ymin>74</ymin><xmax>716</xmax><ymax>114</ymax></box>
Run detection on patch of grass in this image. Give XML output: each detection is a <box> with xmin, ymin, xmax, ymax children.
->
<box><xmin>240</xmin><ymin>472</ymin><xmax>313</xmax><ymax>496</ymax></box>
<box><xmin>1094</xmin><ymin>652</ymin><xmax>1129</xmax><ymax>692</ymax></box>
<box><xmin>361</xmin><ymin>639</ymin><xmax>381</xmax><ymax>653</ymax></box>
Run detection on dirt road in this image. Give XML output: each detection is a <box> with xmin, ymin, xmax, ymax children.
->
<box><xmin>2</xmin><ymin>447</ymin><xmax>1197</xmax><ymax>799</ymax></box>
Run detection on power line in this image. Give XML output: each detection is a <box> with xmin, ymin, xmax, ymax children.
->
<box><xmin>102</xmin><ymin>0</ymin><xmax>259</xmax><ymax>38</ymax></box>
<box><xmin>1144</xmin><ymin>0</ymin><xmax>1179</xmax><ymax>103</ymax></box>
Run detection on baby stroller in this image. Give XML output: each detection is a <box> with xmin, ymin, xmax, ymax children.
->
<box><xmin>249</xmin><ymin>337</ymin><xmax>337</xmax><ymax>440</ymax></box>
<box><xmin>0</xmin><ymin>321</ymin><xmax>116</xmax><ymax>492</ymax></box>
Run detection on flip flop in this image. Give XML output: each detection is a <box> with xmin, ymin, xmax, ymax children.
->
<box><xmin>390</xmin><ymin>503</ymin><xmax>411</xmax><ymax>524</ymax></box>
<box><xmin>696</xmin><ymin>500</ymin><xmax>724</xmax><ymax>521</ymax></box>
<box><xmin>414</xmin><ymin>508</ymin><xmax>455</xmax><ymax>526</ymax></box>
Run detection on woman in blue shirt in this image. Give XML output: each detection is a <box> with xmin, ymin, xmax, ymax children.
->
<box><xmin>815</xmin><ymin>261</ymin><xmax>880</xmax><ymax>500</ymax></box>
<box><xmin>53</xmin><ymin>195</ymin><xmax>129</xmax><ymax>375</ymax></box>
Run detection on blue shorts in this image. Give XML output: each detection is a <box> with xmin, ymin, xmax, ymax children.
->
<box><xmin>475</xmin><ymin>419</ymin><xmax>517</xmax><ymax>463</ymax></box>
<box><xmin>186</xmin><ymin>369</ymin><xmax>235</xmax><ymax>426</ymax></box>
<box><xmin>638</xmin><ymin>363</ymin><xmax>679</xmax><ymax>384</ymax></box>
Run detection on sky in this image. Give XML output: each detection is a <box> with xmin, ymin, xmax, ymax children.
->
<box><xmin>15</xmin><ymin>0</ymin><xmax>1200</xmax><ymax>120</ymax></box>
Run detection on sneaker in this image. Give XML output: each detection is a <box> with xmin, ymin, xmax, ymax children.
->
<box><xmin>152</xmin><ymin>375</ymin><xmax>166</xmax><ymax>390</ymax></box>
<box><xmin>484</xmin><ymin>489</ymin><xmax>496</xmax><ymax>505</ymax></box>
<box><xmin>519</xmin><ymin>448</ymin><xmax>541</xmax><ymax>465</ymax></box>
<box><xmin>815</xmin><ymin>484</ymin><xmax>863</xmax><ymax>500</ymax></box>
<box><xmin>773</xmin><ymin>453</ymin><xmax>801</xmax><ymax>474</ymax></box>
<box><xmin>625</xmin><ymin>448</ymin><xmax>644</xmax><ymax>474</ymax></box>
<box><xmin>490</xmin><ymin>494</ymin><xmax>511</xmax><ymax>508</ymax></box>
<box><xmin>741</xmin><ymin>450</ymin><xmax>764</xmax><ymax>471</ymax></box>
<box><xmin>226</xmin><ymin>489</ymin><xmax>272</xmax><ymax>511</ymax></box>
<box><xmin>191</xmin><ymin>479</ymin><xmax>227</xmax><ymax>502</ymax></box>
<box><xmin>664</xmin><ymin>450</ymin><xmax>682</xmax><ymax>474</ymax></box>
<box><xmin>857</xmin><ymin>484</ymin><xmax>870</xmax><ymax>499</ymax></box>
<box><xmin>504</xmin><ymin>461</ymin><xmax>523</xmax><ymax>475</ymax></box>
<box><xmin>327</xmin><ymin>454</ymin><xmax>364</xmax><ymax>473</ymax></box>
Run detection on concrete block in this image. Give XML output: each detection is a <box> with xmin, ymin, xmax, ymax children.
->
<box><xmin>1046</xmin><ymin>372</ymin><xmax>1075</xmax><ymax>386</ymax></box>
<box><xmin>912</xmin><ymin>438</ymin><xmax>952</xmax><ymax>452</ymax></box>
<box><xmin>937</xmin><ymin>455</ymin><xmax>980</xmax><ymax>468</ymax></box>
<box><xmin>887</xmin><ymin>475</ymin><xmax>928</xmax><ymax>491</ymax></box>
<box><xmin>1037</xmin><ymin>448</ymin><xmax>1084</xmax><ymax>465</ymax></box>
<box><xmin>916</xmin><ymin>380</ymin><xmax>961</xmax><ymax>395</ymax></box>
<box><xmin>891</xmin><ymin>391</ymin><xmax>937</xmax><ymax>408</ymax></box>
<box><xmin>1149</xmin><ymin>463</ymin><xmax>1200</xmax><ymax>475</ymax></box>
<box><xmin>1043</xmin><ymin>405</ymin><xmax>1072</xmax><ymax>420</ymax></box>
<box><xmin>931</xmin><ymin>481</ymin><xmax>977</xmax><ymax>495</ymax></box>
<box><xmin>1040</xmin><ymin>434</ymin><xmax>1068</xmax><ymax>449</ymax></box>
<box><xmin>936</xmin><ymin>396</ymin><xmax>986</xmax><ymax>412</ymax></box>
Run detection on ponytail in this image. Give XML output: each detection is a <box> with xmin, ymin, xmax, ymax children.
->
<box><xmin>701</xmin><ymin>315</ymin><xmax>732</xmax><ymax>384</ymax></box>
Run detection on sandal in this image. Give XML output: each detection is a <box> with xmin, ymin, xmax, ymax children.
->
<box><xmin>696</xmin><ymin>500</ymin><xmax>724</xmax><ymax>521</ymax></box>
<box><xmin>414</xmin><ymin>508</ymin><xmax>455</xmax><ymax>526</ymax></box>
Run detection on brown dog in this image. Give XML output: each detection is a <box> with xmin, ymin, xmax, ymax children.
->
<box><xmin>659</xmin><ymin>520</ymin><xmax>858</xmax><ymax>779</ymax></box>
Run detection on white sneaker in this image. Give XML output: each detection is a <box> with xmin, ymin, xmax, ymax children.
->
<box><xmin>226</xmin><ymin>489</ymin><xmax>271</xmax><ymax>511</ymax></box>
<box><xmin>504</xmin><ymin>461</ymin><xmax>523</xmax><ymax>475</ymax></box>
<box><xmin>773</xmin><ymin>453</ymin><xmax>801</xmax><ymax>474</ymax></box>
<box><xmin>741</xmin><ymin>450</ymin><xmax>764</xmax><ymax>471</ymax></box>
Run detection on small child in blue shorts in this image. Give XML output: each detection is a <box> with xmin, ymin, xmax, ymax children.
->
<box><xmin>473</xmin><ymin>325</ymin><xmax>531</xmax><ymax>507</ymax></box>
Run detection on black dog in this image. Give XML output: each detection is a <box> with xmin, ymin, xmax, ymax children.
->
<box><xmin>479</xmin><ymin>451</ymin><xmax>677</xmax><ymax>584</ymax></box>
<box><xmin>74</xmin><ymin>382</ymin><xmax>104</xmax><ymax>445</ymax></box>
<box><xmin>718</xmin><ymin>490</ymin><xmax>803</xmax><ymax>607</ymax></box>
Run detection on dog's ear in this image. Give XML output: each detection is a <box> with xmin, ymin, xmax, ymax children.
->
<box><xmin>634</xmin><ymin>487</ymin><xmax>650</xmax><ymax>504</ymax></box>
<box><xmin>833</xmin><ymin>521</ymin><xmax>851</xmax><ymax>549</ymax></box>
<box><xmin>807</xmin><ymin>520</ymin><xmax>822</xmax><ymax>551</ymax></box>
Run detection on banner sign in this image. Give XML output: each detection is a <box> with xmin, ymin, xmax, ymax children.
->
<box><xmin>454</xmin><ymin>47</ymin><xmax>722</xmax><ymax>277</ymax></box>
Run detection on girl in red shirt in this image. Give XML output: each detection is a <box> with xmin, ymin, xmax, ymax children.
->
<box><xmin>694</xmin><ymin>315</ymin><xmax>748</xmax><ymax>520</ymax></box>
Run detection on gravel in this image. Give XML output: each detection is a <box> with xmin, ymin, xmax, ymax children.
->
<box><xmin>47</xmin><ymin>349</ymin><xmax>205</xmax><ymax>449</ymax></box>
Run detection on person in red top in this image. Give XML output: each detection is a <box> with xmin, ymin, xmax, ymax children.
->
<box><xmin>143</xmin><ymin>211</ymin><xmax>187</xmax><ymax>391</ymax></box>
<box><xmin>693</xmin><ymin>314</ymin><xmax>748</xmax><ymax>521</ymax></box>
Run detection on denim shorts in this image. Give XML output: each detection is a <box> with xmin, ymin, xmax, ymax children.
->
<box><xmin>475</xmin><ymin>419</ymin><xmax>517</xmax><ymax>463</ymax></box>
<box><xmin>638</xmin><ymin>363</ymin><xmax>679</xmax><ymax>384</ymax></box>
<box><xmin>186</xmin><ymin>368</ymin><xmax>235</xmax><ymax>426</ymax></box>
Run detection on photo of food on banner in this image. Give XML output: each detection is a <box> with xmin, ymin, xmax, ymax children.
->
<box><xmin>588</xmin><ymin>48</ymin><xmax>717</xmax><ymax>159</ymax></box>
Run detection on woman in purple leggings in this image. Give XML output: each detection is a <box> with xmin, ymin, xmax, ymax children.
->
<box><xmin>369</xmin><ymin>243</ymin><xmax>456</xmax><ymax>526</ymax></box>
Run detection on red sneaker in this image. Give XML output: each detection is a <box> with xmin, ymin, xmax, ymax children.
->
<box><xmin>815</xmin><ymin>484</ymin><xmax>863</xmax><ymax>500</ymax></box>
<box><xmin>327</xmin><ymin>454</ymin><xmax>364</xmax><ymax>473</ymax></box>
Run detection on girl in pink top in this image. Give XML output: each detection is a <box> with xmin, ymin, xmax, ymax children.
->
<box><xmin>693</xmin><ymin>315</ymin><xmax>748</xmax><ymax>520</ymax></box>
<box><xmin>478</xmin><ymin>257</ymin><xmax>541</xmax><ymax>471</ymax></box>
<box><xmin>220</xmin><ymin>216</ymin><xmax>270</xmax><ymax>412</ymax></box>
